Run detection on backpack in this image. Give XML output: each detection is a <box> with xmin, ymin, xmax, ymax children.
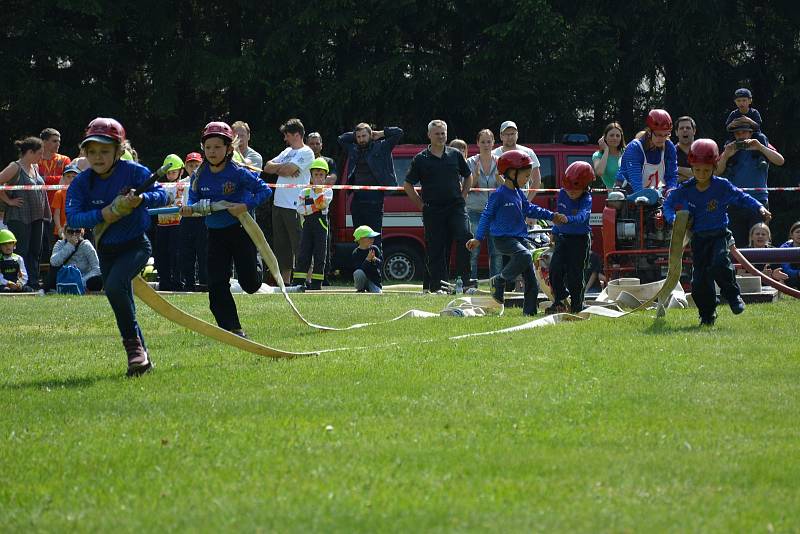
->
<box><xmin>56</xmin><ymin>265</ymin><xmax>86</xmax><ymax>295</ymax></box>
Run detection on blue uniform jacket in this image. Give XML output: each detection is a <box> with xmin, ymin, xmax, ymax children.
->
<box><xmin>552</xmin><ymin>189</ymin><xmax>592</xmax><ymax>236</ymax></box>
<box><xmin>617</xmin><ymin>138</ymin><xmax>678</xmax><ymax>193</ymax></box>
<box><xmin>475</xmin><ymin>186</ymin><xmax>554</xmax><ymax>240</ymax></box>
<box><xmin>188</xmin><ymin>162</ymin><xmax>272</xmax><ymax>229</ymax></box>
<box><xmin>66</xmin><ymin>160</ymin><xmax>167</xmax><ymax>245</ymax></box>
<box><xmin>663</xmin><ymin>176</ymin><xmax>762</xmax><ymax>233</ymax></box>
<box><xmin>778</xmin><ymin>241</ymin><xmax>800</xmax><ymax>283</ymax></box>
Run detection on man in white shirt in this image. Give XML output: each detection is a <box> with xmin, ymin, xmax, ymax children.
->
<box><xmin>263</xmin><ymin>118</ymin><xmax>315</xmax><ymax>282</ymax></box>
<box><xmin>491</xmin><ymin>120</ymin><xmax>541</xmax><ymax>199</ymax></box>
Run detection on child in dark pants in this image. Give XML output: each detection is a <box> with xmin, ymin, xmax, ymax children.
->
<box><xmin>292</xmin><ymin>158</ymin><xmax>333</xmax><ymax>290</ymax></box>
<box><xmin>66</xmin><ymin>117</ymin><xmax>168</xmax><ymax>376</ymax></box>
<box><xmin>352</xmin><ymin>225</ymin><xmax>383</xmax><ymax>293</ymax></box>
<box><xmin>546</xmin><ymin>161</ymin><xmax>595</xmax><ymax>314</ymax></box>
<box><xmin>466</xmin><ymin>150</ymin><xmax>566</xmax><ymax>315</ymax></box>
<box><xmin>180</xmin><ymin>122</ymin><xmax>271</xmax><ymax>337</ymax></box>
<box><xmin>154</xmin><ymin>154</ymin><xmax>185</xmax><ymax>291</ymax></box>
<box><xmin>664</xmin><ymin>139</ymin><xmax>771</xmax><ymax>326</ymax></box>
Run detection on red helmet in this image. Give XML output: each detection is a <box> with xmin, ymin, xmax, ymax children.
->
<box><xmin>687</xmin><ymin>138</ymin><xmax>720</xmax><ymax>166</ymax></box>
<box><xmin>81</xmin><ymin>117</ymin><xmax>125</xmax><ymax>146</ymax></box>
<box><xmin>497</xmin><ymin>150</ymin><xmax>533</xmax><ymax>175</ymax></box>
<box><xmin>646</xmin><ymin>109</ymin><xmax>673</xmax><ymax>132</ymax></box>
<box><xmin>562</xmin><ymin>161</ymin><xmax>595</xmax><ymax>191</ymax></box>
<box><xmin>185</xmin><ymin>152</ymin><xmax>203</xmax><ymax>163</ymax></box>
<box><xmin>202</xmin><ymin>121</ymin><xmax>234</xmax><ymax>142</ymax></box>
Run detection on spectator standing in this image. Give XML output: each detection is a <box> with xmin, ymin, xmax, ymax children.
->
<box><xmin>338</xmin><ymin>123</ymin><xmax>404</xmax><ymax>248</ymax></box>
<box><xmin>0</xmin><ymin>137</ymin><xmax>51</xmax><ymax>290</ymax></box>
<box><xmin>232</xmin><ymin>121</ymin><xmax>263</xmax><ymax>169</ymax></box>
<box><xmin>716</xmin><ymin>116</ymin><xmax>784</xmax><ymax>248</ymax></box>
<box><xmin>404</xmin><ymin>120</ymin><xmax>473</xmax><ymax>293</ymax></box>
<box><xmin>466</xmin><ymin>129</ymin><xmax>502</xmax><ymax>279</ymax></box>
<box><xmin>263</xmin><ymin>118</ymin><xmax>315</xmax><ymax>283</ymax></box>
<box><xmin>592</xmin><ymin>122</ymin><xmax>625</xmax><ymax>189</ymax></box>
<box><xmin>306</xmin><ymin>133</ymin><xmax>338</xmax><ymax>185</ymax></box>
<box><xmin>674</xmin><ymin>116</ymin><xmax>697</xmax><ymax>182</ymax></box>
<box><xmin>492</xmin><ymin>121</ymin><xmax>541</xmax><ymax>199</ymax></box>
<box><xmin>52</xmin><ymin>162</ymin><xmax>80</xmax><ymax>240</ymax></box>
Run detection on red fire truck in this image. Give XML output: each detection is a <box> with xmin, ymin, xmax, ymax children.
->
<box><xmin>329</xmin><ymin>142</ymin><xmax>602</xmax><ymax>281</ymax></box>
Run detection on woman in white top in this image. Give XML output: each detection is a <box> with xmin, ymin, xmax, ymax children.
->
<box><xmin>466</xmin><ymin>129</ymin><xmax>503</xmax><ymax>279</ymax></box>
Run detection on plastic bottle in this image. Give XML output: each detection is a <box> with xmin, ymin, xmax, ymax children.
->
<box><xmin>455</xmin><ymin>276</ymin><xmax>463</xmax><ymax>295</ymax></box>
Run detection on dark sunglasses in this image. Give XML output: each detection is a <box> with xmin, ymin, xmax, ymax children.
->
<box><xmin>65</xmin><ymin>228</ymin><xmax>82</xmax><ymax>234</ymax></box>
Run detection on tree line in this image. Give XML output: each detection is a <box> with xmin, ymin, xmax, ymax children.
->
<box><xmin>2</xmin><ymin>0</ymin><xmax>798</xmax><ymax>199</ymax></box>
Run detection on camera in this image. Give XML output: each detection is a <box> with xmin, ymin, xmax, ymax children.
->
<box><xmin>735</xmin><ymin>141</ymin><xmax>747</xmax><ymax>150</ymax></box>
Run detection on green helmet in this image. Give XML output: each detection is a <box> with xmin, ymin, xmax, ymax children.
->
<box><xmin>0</xmin><ymin>228</ymin><xmax>17</xmax><ymax>245</ymax></box>
<box><xmin>309</xmin><ymin>157</ymin><xmax>330</xmax><ymax>173</ymax></box>
<box><xmin>353</xmin><ymin>225</ymin><xmax>380</xmax><ymax>242</ymax></box>
<box><xmin>162</xmin><ymin>153</ymin><xmax>184</xmax><ymax>172</ymax></box>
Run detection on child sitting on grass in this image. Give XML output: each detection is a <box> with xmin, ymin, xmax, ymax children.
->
<box><xmin>664</xmin><ymin>139</ymin><xmax>771</xmax><ymax>326</ymax></box>
<box><xmin>352</xmin><ymin>225</ymin><xmax>382</xmax><ymax>293</ymax></box>
<box><xmin>0</xmin><ymin>228</ymin><xmax>34</xmax><ymax>293</ymax></box>
<box><xmin>466</xmin><ymin>150</ymin><xmax>566</xmax><ymax>316</ymax></box>
<box><xmin>546</xmin><ymin>161</ymin><xmax>595</xmax><ymax>314</ymax></box>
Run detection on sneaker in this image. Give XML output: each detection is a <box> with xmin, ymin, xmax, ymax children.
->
<box><xmin>123</xmin><ymin>338</ymin><xmax>153</xmax><ymax>377</ymax></box>
<box><xmin>491</xmin><ymin>276</ymin><xmax>505</xmax><ymax>304</ymax></box>
<box><xmin>699</xmin><ymin>313</ymin><xmax>717</xmax><ymax>326</ymax></box>
<box><xmin>729</xmin><ymin>295</ymin><xmax>745</xmax><ymax>315</ymax></box>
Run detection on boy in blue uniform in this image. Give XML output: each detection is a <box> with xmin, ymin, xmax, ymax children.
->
<box><xmin>664</xmin><ymin>139</ymin><xmax>771</xmax><ymax>326</ymax></box>
<box><xmin>66</xmin><ymin>118</ymin><xmax>168</xmax><ymax>376</ymax></box>
<box><xmin>180</xmin><ymin>122</ymin><xmax>271</xmax><ymax>337</ymax></box>
<box><xmin>467</xmin><ymin>150</ymin><xmax>566</xmax><ymax>315</ymax></box>
<box><xmin>546</xmin><ymin>161</ymin><xmax>595</xmax><ymax>314</ymax></box>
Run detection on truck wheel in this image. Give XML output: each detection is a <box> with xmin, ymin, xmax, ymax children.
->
<box><xmin>382</xmin><ymin>245</ymin><xmax>423</xmax><ymax>282</ymax></box>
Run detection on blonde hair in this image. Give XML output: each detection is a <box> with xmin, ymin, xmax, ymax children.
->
<box><xmin>748</xmin><ymin>222</ymin><xmax>772</xmax><ymax>247</ymax></box>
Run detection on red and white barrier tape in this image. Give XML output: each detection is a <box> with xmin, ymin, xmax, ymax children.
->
<box><xmin>1</xmin><ymin>183</ymin><xmax>799</xmax><ymax>193</ymax></box>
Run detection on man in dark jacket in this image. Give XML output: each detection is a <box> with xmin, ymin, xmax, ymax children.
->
<box><xmin>338</xmin><ymin>123</ymin><xmax>403</xmax><ymax>248</ymax></box>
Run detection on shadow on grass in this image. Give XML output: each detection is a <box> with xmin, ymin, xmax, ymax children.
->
<box><xmin>0</xmin><ymin>370</ymin><xmax>168</xmax><ymax>391</ymax></box>
<box><xmin>643</xmin><ymin>318</ymin><xmax>707</xmax><ymax>335</ymax></box>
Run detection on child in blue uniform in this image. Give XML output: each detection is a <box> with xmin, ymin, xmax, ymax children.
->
<box><xmin>467</xmin><ymin>150</ymin><xmax>566</xmax><ymax>315</ymax></box>
<box><xmin>180</xmin><ymin>122</ymin><xmax>271</xmax><ymax>337</ymax></box>
<box><xmin>66</xmin><ymin>118</ymin><xmax>168</xmax><ymax>376</ymax></box>
<box><xmin>546</xmin><ymin>161</ymin><xmax>594</xmax><ymax>314</ymax></box>
<box><xmin>663</xmin><ymin>139</ymin><xmax>771</xmax><ymax>326</ymax></box>
<box><xmin>616</xmin><ymin>109</ymin><xmax>678</xmax><ymax>195</ymax></box>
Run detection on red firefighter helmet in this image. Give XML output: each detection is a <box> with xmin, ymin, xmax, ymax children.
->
<box><xmin>497</xmin><ymin>150</ymin><xmax>533</xmax><ymax>175</ymax></box>
<box><xmin>81</xmin><ymin>117</ymin><xmax>126</xmax><ymax>147</ymax></box>
<box><xmin>646</xmin><ymin>109</ymin><xmax>673</xmax><ymax>132</ymax></box>
<box><xmin>687</xmin><ymin>138</ymin><xmax>720</xmax><ymax>167</ymax></box>
<box><xmin>202</xmin><ymin>121</ymin><xmax>234</xmax><ymax>142</ymax></box>
<box><xmin>562</xmin><ymin>160</ymin><xmax>595</xmax><ymax>191</ymax></box>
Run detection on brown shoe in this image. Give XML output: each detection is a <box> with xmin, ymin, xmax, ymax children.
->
<box><xmin>123</xmin><ymin>337</ymin><xmax>153</xmax><ymax>377</ymax></box>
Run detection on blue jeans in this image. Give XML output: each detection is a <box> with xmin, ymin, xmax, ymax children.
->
<box><xmin>353</xmin><ymin>269</ymin><xmax>382</xmax><ymax>293</ymax></box>
<box><xmin>467</xmin><ymin>210</ymin><xmax>502</xmax><ymax>279</ymax></box>
<box><xmin>493</xmin><ymin>236</ymin><xmax>539</xmax><ymax>315</ymax></box>
<box><xmin>98</xmin><ymin>235</ymin><xmax>152</xmax><ymax>343</ymax></box>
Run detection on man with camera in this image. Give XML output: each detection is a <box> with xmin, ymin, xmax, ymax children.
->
<box><xmin>717</xmin><ymin>116</ymin><xmax>785</xmax><ymax>247</ymax></box>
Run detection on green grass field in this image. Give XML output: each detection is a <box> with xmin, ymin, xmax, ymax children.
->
<box><xmin>2</xmin><ymin>291</ymin><xmax>799</xmax><ymax>532</ymax></box>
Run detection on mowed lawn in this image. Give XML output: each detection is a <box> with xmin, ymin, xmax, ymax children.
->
<box><xmin>1</xmin><ymin>291</ymin><xmax>799</xmax><ymax>532</ymax></box>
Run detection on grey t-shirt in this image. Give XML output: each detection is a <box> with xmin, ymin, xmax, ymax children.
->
<box><xmin>466</xmin><ymin>154</ymin><xmax>499</xmax><ymax>213</ymax></box>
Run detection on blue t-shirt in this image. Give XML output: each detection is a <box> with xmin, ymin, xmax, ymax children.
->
<box><xmin>66</xmin><ymin>160</ymin><xmax>167</xmax><ymax>245</ymax></box>
<box><xmin>552</xmin><ymin>189</ymin><xmax>592</xmax><ymax>236</ymax></box>
<box><xmin>188</xmin><ymin>162</ymin><xmax>272</xmax><ymax>229</ymax></box>
<box><xmin>722</xmin><ymin>132</ymin><xmax>770</xmax><ymax>204</ymax></box>
<box><xmin>616</xmin><ymin>138</ymin><xmax>678</xmax><ymax>193</ymax></box>
<box><xmin>475</xmin><ymin>186</ymin><xmax>554</xmax><ymax>240</ymax></box>
<box><xmin>778</xmin><ymin>240</ymin><xmax>800</xmax><ymax>283</ymax></box>
<box><xmin>663</xmin><ymin>176</ymin><xmax>762</xmax><ymax>233</ymax></box>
